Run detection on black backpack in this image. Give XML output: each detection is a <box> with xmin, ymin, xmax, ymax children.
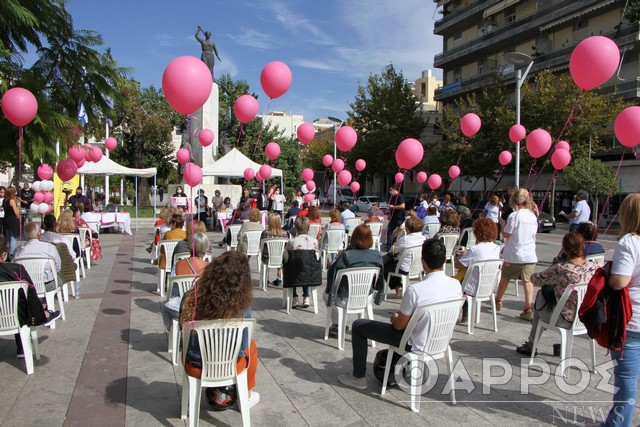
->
<box><xmin>373</xmin><ymin>349</ymin><xmax>405</xmax><ymax>387</ymax></box>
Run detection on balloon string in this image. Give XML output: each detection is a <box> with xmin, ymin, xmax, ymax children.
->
<box><xmin>595</xmin><ymin>152</ymin><xmax>625</xmax><ymax>233</ymax></box>
<box><xmin>190</xmin><ymin>116</ymin><xmax>200</xmax><ymax>138</ymax></box>
<box><xmin>555</xmin><ymin>91</ymin><xmax>582</xmax><ymax>143</ymax></box>
<box><xmin>251</xmin><ymin>121</ymin><xmax>265</xmax><ymax>159</ymax></box>
<box><xmin>525</xmin><ymin>160</ymin><xmax>538</xmax><ymax>188</ymax></box>
<box><xmin>536</xmin><ymin>170</ymin><xmax>558</xmax><ymax>215</ymax></box>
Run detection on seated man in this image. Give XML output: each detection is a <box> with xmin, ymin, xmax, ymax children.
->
<box><xmin>340</xmin><ymin>202</ymin><xmax>356</xmax><ymax>225</ymax></box>
<box><xmin>338</xmin><ymin>238</ymin><xmax>463</xmax><ymax>389</ymax></box>
<box><xmin>39</xmin><ymin>214</ymin><xmax>77</xmax><ymax>259</ymax></box>
<box><xmin>13</xmin><ymin>222</ymin><xmax>62</xmax><ymax>293</ymax></box>
<box><xmin>363</xmin><ymin>207</ymin><xmax>382</xmax><ymax>224</ymax></box>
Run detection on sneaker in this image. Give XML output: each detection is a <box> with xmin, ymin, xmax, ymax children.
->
<box><xmin>515</xmin><ymin>342</ymin><xmax>537</xmax><ymax>357</ymax></box>
<box><xmin>302</xmin><ymin>297</ymin><xmax>310</xmax><ymax>308</ymax></box>
<box><xmin>16</xmin><ymin>353</ymin><xmax>24</xmax><ymax>360</ymax></box>
<box><xmin>292</xmin><ymin>297</ymin><xmax>301</xmax><ymax>308</ymax></box>
<box><xmin>272</xmin><ymin>278</ymin><xmax>282</xmax><ymax>287</ymax></box>
<box><xmin>146</xmin><ymin>246</ymin><xmax>153</xmax><ymax>253</ymax></box>
<box><xmin>328</xmin><ymin>324</ymin><xmax>349</xmax><ymax>338</ymax></box>
<box><xmin>248</xmin><ymin>391</ymin><xmax>260</xmax><ymax>409</ymax></box>
<box><xmin>44</xmin><ymin>310</ymin><xmax>62</xmax><ymax>327</ymax></box>
<box><xmin>338</xmin><ymin>373</ymin><xmax>367</xmax><ymax>390</ymax></box>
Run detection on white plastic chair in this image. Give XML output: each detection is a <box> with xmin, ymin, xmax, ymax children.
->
<box><xmin>529</xmin><ymin>283</ymin><xmax>597</xmax><ymax>377</ymax></box>
<box><xmin>167</xmin><ymin>275</ymin><xmax>198</xmax><ymax>366</ymax></box>
<box><xmin>380</xmin><ymin>299</ymin><xmax>464</xmax><ymax>412</ymax></box>
<box><xmin>308</xmin><ymin>223</ymin><xmax>322</xmax><ymax>240</ymax></box>
<box><xmin>241</xmin><ymin>230</ymin><xmax>263</xmax><ymax>270</ymax></box>
<box><xmin>460</xmin><ymin>259</ymin><xmax>503</xmax><ymax>334</ymax></box>
<box><xmin>85</xmin><ymin>220</ymin><xmax>100</xmax><ymax>236</ymax></box>
<box><xmin>78</xmin><ymin>227</ymin><xmax>92</xmax><ymax>269</ymax></box>
<box><xmin>344</xmin><ymin>217</ymin><xmax>363</xmax><ymax>245</ymax></box>
<box><xmin>323</xmin><ymin>267</ymin><xmax>378</xmax><ymax>350</ymax></box>
<box><xmin>457</xmin><ymin>227</ymin><xmax>476</xmax><ymax>251</ymax></box>
<box><xmin>320</xmin><ymin>229</ymin><xmax>345</xmax><ymax>271</ymax></box>
<box><xmin>226</xmin><ymin>224</ymin><xmax>242</xmax><ymax>251</ymax></box>
<box><xmin>585</xmin><ymin>253</ymin><xmax>605</xmax><ymax>267</ymax></box>
<box><xmin>181</xmin><ymin>318</ymin><xmax>255</xmax><ymax>427</ymax></box>
<box><xmin>385</xmin><ymin>245</ymin><xmax>423</xmax><ymax>300</ymax></box>
<box><xmin>61</xmin><ymin>233</ymin><xmax>84</xmax><ymax>284</ymax></box>
<box><xmin>283</xmin><ymin>287</ymin><xmax>319</xmax><ymax>314</ymax></box>
<box><xmin>0</xmin><ymin>282</ymin><xmax>41</xmax><ymax>374</ymax></box>
<box><xmin>366</xmin><ymin>222</ymin><xmax>383</xmax><ymax>251</ymax></box>
<box><xmin>439</xmin><ymin>233</ymin><xmax>459</xmax><ymax>276</ymax></box>
<box><xmin>259</xmin><ymin>238</ymin><xmax>288</xmax><ymax>291</ymax></box>
<box><xmin>422</xmin><ymin>223</ymin><xmax>440</xmax><ymax>238</ymax></box>
<box><xmin>13</xmin><ymin>257</ymin><xmax>65</xmax><ymax>328</ymax></box>
<box><xmin>157</xmin><ymin>240</ymin><xmax>180</xmax><ymax>297</ymax></box>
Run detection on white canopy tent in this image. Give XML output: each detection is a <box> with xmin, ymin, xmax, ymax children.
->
<box><xmin>201</xmin><ymin>148</ymin><xmax>283</xmax><ymax>178</ymax></box>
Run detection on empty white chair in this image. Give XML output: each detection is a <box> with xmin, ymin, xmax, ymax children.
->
<box><xmin>181</xmin><ymin>318</ymin><xmax>255</xmax><ymax>427</ymax></box>
<box><xmin>226</xmin><ymin>224</ymin><xmax>242</xmax><ymax>251</ymax></box>
<box><xmin>241</xmin><ymin>230</ymin><xmax>263</xmax><ymax>270</ymax></box>
<box><xmin>585</xmin><ymin>253</ymin><xmax>605</xmax><ymax>267</ymax></box>
<box><xmin>78</xmin><ymin>227</ymin><xmax>92</xmax><ymax>269</ymax></box>
<box><xmin>460</xmin><ymin>259</ymin><xmax>503</xmax><ymax>334</ymax></box>
<box><xmin>157</xmin><ymin>240</ymin><xmax>180</xmax><ymax>297</ymax></box>
<box><xmin>320</xmin><ymin>229</ymin><xmax>345</xmax><ymax>271</ymax></box>
<box><xmin>13</xmin><ymin>257</ymin><xmax>65</xmax><ymax>328</ymax></box>
<box><xmin>167</xmin><ymin>275</ymin><xmax>198</xmax><ymax>366</ymax></box>
<box><xmin>366</xmin><ymin>222</ymin><xmax>384</xmax><ymax>251</ymax></box>
<box><xmin>529</xmin><ymin>283</ymin><xmax>597</xmax><ymax>377</ymax></box>
<box><xmin>308</xmin><ymin>223</ymin><xmax>322</xmax><ymax>240</ymax></box>
<box><xmin>439</xmin><ymin>233</ymin><xmax>459</xmax><ymax>276</ymax></box>
<box><xmin>385</xmin><ymin>245</ymin><xmax>423</xmax><ymax>300</ymax></box>
<box><xmin>422</xmin><ymin>223</ymin><xmax>440</xmax><ymax>238</ymax></box>
<box><xmin>259</xmin><ymin>238</ymin><xmax>288</xmax><ymax>291</ymax></box>
<box><xmin>0</xmin><ymin>282</ymin><xmax>41</xmax><ymax>374</ymax></box>
<box><xmin>324</xmin><ymin>267</ymin><xmax>378</xmax><ymax>350</ymax></box>
<box><xmin>380</xmin><ymin>299</ymin><xmax>464</xmax><ymax>412</ymax></box>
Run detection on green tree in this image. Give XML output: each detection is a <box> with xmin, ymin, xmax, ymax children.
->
<box><xmin>301</xmin><ymin>128</ymin><xmax>334</xmax><ymax>171</ymax></box>
<box><xmin>347</xmin><ymin>64</ymin><xmax>427</xmax><ymax>177</ymax></box>
<box><xmin>624</xmin><ymin>0</ymin><xmax>640</xmax><ymax>23</ymax></box>
<box><xmin>563</xmin><ymin>157</ymin><xmax>618</xmax><ymax>222</ymax></box>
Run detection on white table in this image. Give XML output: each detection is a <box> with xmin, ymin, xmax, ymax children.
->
<box><xmin>81</xmin><ymin>212</ymin><xmax>133</xmax><ymax>235</ymax></box>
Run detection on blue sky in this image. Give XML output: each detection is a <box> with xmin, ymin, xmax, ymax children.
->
<box><xmin>67</xmin><ymin>0</ymin><xmax>442</xmax><ymax>122</ymax></box>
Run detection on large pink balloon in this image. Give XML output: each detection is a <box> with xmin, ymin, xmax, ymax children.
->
<box><xmin>68</xmin><ymin>145</ymin><xmax>85</xmax><ymax>163</ymax></box>
<box><xmin>89</xmin><ymin>146</ymin><xmax>103</xmax><ymax>163</ymax></box>
<box><xmin>526</xmin><ymin>128</ymin><xmax>552</xmax><ymax>159</ymax></box>
<box><xmin>416</xmin><ymin>171</ymin><xmax>427</xmax><ymax>183</ymax></box>
<box><xmin>305</xmin><ymin>180</ymin><xmax>316</xmax><ymax>192</ymax></box>
<box><xmin>332</xmin><ymin>159</ymin><xmax>345</xmax><ymax>173</ymax></box>
<box><xmin>33</xmin><ymin>191</ymin><xmax>44</xmax><ymax>204</ymax></box>
<box><xmin>37</xmin><ymin>164</ymin><xmax>53</xmax><ymax>180</ymax></box>
<box><xmin>176</xmin><ymin>148</ymin><xmax>190</xmax><ymax>165</ymax></box>
<box><xmin>260</xmin><ymin>61</ymin><xmax>292</xmax><ymax>99</ymax></box>
<box><xmin>551</xmin><ymin>149</ymin><xmax>572</xmax><ymax>170</ymax></box>
<box><xmin>428</xmin><ymin>174</ymin><xmax>442</xmax><ymax>190</ymax></box>
<box><xmin>570</xmin><ymin>36</ymin><xmax>620</xmax><ymax>90</ymax></box>
<box><xmin>198</xmin><ymin>129</ymin><xmax>214</xmax><ymax>147</ymax></box>
<box><xmin>322</xmin><ymin>154</ymin><xmax>333</xmax><ymax>167</ymax></box>
<box><xmin>336</xmin><ymin>126</ymin><xmax>357</xmax><ymax>152</ymax></box>
<box><xmin>614</xmin><ymin>106</ymin><xmax>640</xmax><ymax>148</ymax></box>
<box><xmin>498</xmin><ymin>150</ymin><xmax>513</xmax><ymax>166</ymax></box>
<box><xmin>234</xmin><ymin>95</ymin><xmax>259</xmax><ymax>123</ymax></box>
<box><xmin>297</xmin><ymin>123</ymin><xmax>315</xmax><ymax>145</ymax></box>
<box><xmin>184</xmin><ymin>162</ymin><xmax>203</xmax><ymax>187</ymax></box>
<box><xmin>265</xmin><ymin>142</ymin><xmax>281</xmax><ymax>161</ymax></box>
<box><xmin>301</xmin><ymin>168</ymin><xmax>314</xmax><ymax>181</ymax></box>
<box><xmin>350</xmin><ymin>182</ymin><xmax>360</xmax><ymax>193</ymax></box>
<box><xmin>448</xmin><ymin>165</ymin><xmax>461</xmax><ymax>179</ymax></box>
<box><xmin>259</xmin><ymin>164</ymin><xmax>272</xmax><ymax>180</ymax></box>
<box><xmin>395</xmin><ymin>172</ymin><xmax>405</xmax><ymax>184</ymax></box>
<box><xmin>57</xmin><ymin>159</ymin><xmax>78</xmax><ymax>182</ymax></box>
<box><xmin>244</xmin><ymin>168</ymin><xmax>255</xmax><ymax>181</ymax></box>
<box><xmin>105</xmin><ymin>136</ymin><xmax>117</xmax><ymax>151</ymax></box>
<box><xmin>162</xmin><ymin>56</ymin><xmax>213</xmax><ymax>115</ymax></box>
<box><xmin>1</xmin><ymin>87</ymin><xmax>38</xmax><ymax>127</ymax></box>
<box><xmin>256</xmin><ymin>170</ymin><xmax>263</xmax><ymax>182</ymax></box>
<box><xmin>555</xmin><ymin>141</ymin><xmax>571</xmax><ymax>151</ymax></box>
<box><xmin>395</xmin><ymin>138</ymin><xmax>424</xmax><ymax>169</ymax></box>
<box><xmin>43</xmin><ymin>192</ymin><xmax>54</xmax><ymax>203</ymax></box>
<box><xmin>337</xmin><ymin>170</ymin><xmax>352</xmax><ymax>186</ymax></box>
<box><xmin>460</xmin><ymin>113</ymin><xmax>481</xmax><ymax>137</ymax></box>
<box><xmin>509</xmin><ymin>124</ymin><xmax>526</xmax><ymax>143</ymax></box>
<box><xmin>304</xmin><ymin>193</ymin><xmax>315</xmax><ymax>204</ymax></box>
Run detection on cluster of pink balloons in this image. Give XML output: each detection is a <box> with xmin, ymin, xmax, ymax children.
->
<box><xmin>570</xmin><ymin>36</ymin><xmax>620</xmax><ymax>91</ymax></box>
<box><xmin>526</xmin><ymin>128</ymin><xmax>552</xmax><ymax>159</ymax></box>
<box><xmin>162</xmin><ymin>56</ymin><xmax>213</xmax><ymax>115</ymax></box>
<box><xmin>551</xmin><ymin>140</ymin><xmax>572</xmax><ymax>170</ymax></box>
<box><xmin>31</xmin><ymin>174</ymin><xmax>55</xmax><ymax>215</ymax></box>
<box><xmin>297</xmin><ymin>123</ymin><xmax>315</xmax><ymax>145</ymax></box>
<box><xmin>460</xmin><ymin>113</ymin><xmax>481</xmax><ymax>137</ymax></box>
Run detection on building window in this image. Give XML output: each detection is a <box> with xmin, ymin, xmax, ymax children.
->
<box><xmin>421</xmin><ymin>82</ymin><xmax>427</xmax><ymax>98</ymax></box>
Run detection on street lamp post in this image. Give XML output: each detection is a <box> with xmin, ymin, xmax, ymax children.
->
<box><xmin>504</xmin><ymin>52</ymin><xmax>534</xmax><ymax>189</ymax></box>
<box><xmin>327</xmin><ymin>116</ymin><xmax>344</xmax><ymax>208</ymax></box>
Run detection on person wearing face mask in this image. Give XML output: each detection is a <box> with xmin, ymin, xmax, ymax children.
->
<box><xmin>68</xmin><ymin>186</ymin><xmax>92</xmax><ymax>214</ymax></box>
<box><xmin>172</xmin><ymin>185</ymin><xmax>188</xmax><ymax>211</ymax></box>
<box><xmin>270</xmin><ymin>187</ymin><xmax>286</xmax><ymax>215</ymax></box>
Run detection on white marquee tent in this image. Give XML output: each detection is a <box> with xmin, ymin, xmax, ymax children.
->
<box><xmin>201</xmin><ymin>148</ymin><xmax>283</xmax><ymax>178</ymax></box>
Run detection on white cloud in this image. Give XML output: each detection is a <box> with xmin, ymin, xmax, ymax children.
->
<box><xmin>154</xmin><ymin>33</ymin><xmax>180</xmax><ymax>48</ymax></box>
<box><xmin>227</xmin><ymin>28</ymin><xmax>278</xmax><ymax>51</ymax></box>
<box><xmin>261</xmin><ymin>0</ymin><xmax>336</xmax><ymax>46</ymax></box>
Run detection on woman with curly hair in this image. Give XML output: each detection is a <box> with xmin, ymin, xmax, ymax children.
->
<box><xmin>306</xmin><ymin>205</ymin><xmax>322</xmax><ymax>224</ymax></box>
<box><xmin>179</xmin><ymin>251</ymin><xmax>260</xmax><ymax>409</ymax></box>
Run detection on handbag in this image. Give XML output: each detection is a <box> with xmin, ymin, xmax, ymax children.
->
<box><xmin>536</xmin><ymin>284</ymin><xmax>557</xmax><ymax>312</ymax></box>
<box><xmin>183</xmin><ymin>328</ymin><xmax>202</xmax><ymax>378</ymax></box>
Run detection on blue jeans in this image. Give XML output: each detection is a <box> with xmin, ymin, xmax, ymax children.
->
<box><xmin>603</xmin><ymin>331</ymin><xmax>640</xmax><ymax>426</ymax></box>
<box><xmin>7</xmin><ymin>232</ymin><xmax>16</xmax><ymax>256</ymax></box>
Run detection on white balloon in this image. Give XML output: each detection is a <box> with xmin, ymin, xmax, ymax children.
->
<box><xmin>38</xmin><ymin>202</ymin><xmax>49</xmax><ymax>214</ymax></box>
<box><xmin>301</xmin><ymin>184</ymin><xmax>309</xmax><ymax>194</ymax></box>
<box><xmin>43</xmin><ymin>180</ymin><xmax>54</xmax><ymax>191</ymax></box>
<box><xmin>32</xmin><ymin>181</ymin><xmax>41</xmax><ymax>192</ymax></box>
<box><xmin>30</xmin><ymin>203</ymin><xmax>39</xmax><ymax>214</ymax></box>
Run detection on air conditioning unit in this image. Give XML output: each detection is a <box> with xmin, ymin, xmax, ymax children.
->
<box><xmin>481</xmin><ymin>25</ymin><xmax>496</xmax><ymax>35</ymax></box>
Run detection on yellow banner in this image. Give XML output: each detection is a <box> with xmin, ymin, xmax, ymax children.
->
<box><xmin>53</xmin><ymin>173</ymin><xmax>79</xmax><ymax>218</ymax></box>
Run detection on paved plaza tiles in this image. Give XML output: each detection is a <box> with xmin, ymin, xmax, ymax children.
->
<box><xmin>0</xmin><ymin>228</ymin><xmax>636</xmax><ymax>426</ymax></box>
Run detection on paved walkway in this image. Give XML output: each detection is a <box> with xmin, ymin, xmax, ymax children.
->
<box><xmin>0</xmin><ymin>228</ymin><xmax>637</xmax><ymax>427</ymax></box>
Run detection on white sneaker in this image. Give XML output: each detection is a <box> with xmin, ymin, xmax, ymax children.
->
<box><xmin>248</xmin><ymin>391</ymin><xmax>260</xmax><ymax>409</ymax></box>
<box><xmin>302</xmin><ymin>297</ymin><xmax>310</xmax><ymax>308</ymax></box>
<box><xmin>338</xmin><ymin>373</ymin><xmax>367</xmax><ymax>390</ymax></box>
<box><xmin>292</xmin><ymin>297</ymin><xmax>301</xmax><ymax>308</ymax></box>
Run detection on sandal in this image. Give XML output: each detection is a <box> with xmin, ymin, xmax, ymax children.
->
<box><xmin>495</xmin><ymin>300</ymin><xmax>503</xmax><ymax>312</ymax></box>
<box><xmin>516</xmin><ymin>342</ymin><xmax>537</xmax><ymax>356</ymax></box>
<box><xmin>518</xmin><ymin>308</ymin><xmax>533</xmax><ymax>321</ymax></box>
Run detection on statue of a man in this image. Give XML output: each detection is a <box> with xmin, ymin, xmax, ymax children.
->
<box><xmin>195</xmin><ymin>26</ymin><xmax>221</xmax><ymax>82</ymax></box>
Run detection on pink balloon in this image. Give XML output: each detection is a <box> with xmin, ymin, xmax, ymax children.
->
<box><xmin>305</xmin><ymin>180</ymin><xmax>316</xmax><ymax>192</ymax></box>
<box><xmin>551</xmin><ymin>149</ymin><xmax>572</xmax><ymax>170</ymax></box>
<box><xmin>614</xmin><ymin>106</ymin><xmax>640</xmax><ymax>148</ymax></box>
<box><xmin>198</xmin><ymin>129</ymin><xmax>214</xmax><ymax>147</ymax></box>
<box><xmin>509</xmin><ymin>124</ymin><xmax>526</xmax><ymax>143</ymax></box>
<box><xmin>448</xmin><ymin>165</ymin><xmax>461</xmax><ymax>179</ymax></box>
<box><xmin>570</xmin><ymin>36</ymin><xmax>620</xmax><ymax>90</ymax></box>
<box><xmin>162</xmin><ymin>56</ymin><xmax>213</xmax><ymax>115</ymax></box>
<box><xmin>395</xmin><ymin>172</ymin><xmax>405</xmax><ymax>184</ymax></box>
<box><xmin>337</xmin><ymin>170</ymin><xmax>352</xmax><ymax>186</ymax></box>
<box><xmin>301</xmin><ymin>168</ymin><xmax>314</xmax><ymax>181</ymax></box>
<box><xmin>75</xmin><ymin>157</ymin><xmax>85</xmax><ymax>168</ymax></box>
<box><xmin>234</xmin><ymin>94</ymin><xmax>259</xmax><ymax>123</ymax></box>
<box><xmin>265</xmin><ymin>142</ymin><xmax>281</xmax><ymax>161</ymax></box>
<box><xmin>184</xmin><ymin>162</ymin><xmax>203</xmax><ymax>187</ymax></box>
<box><xmin>428</xmin><ymin>174</ymin><xmax>442</xmax><ymax>191</ymax></box>
<box><xmin>68</xmin><ymin>145</ymin><xmax>85</xmax><ymax>162</ymax></box>
<box><xmin>176</xmin><ymin>148</ymin><xmax>190</xmax><ymax>165</ymax></box>
<box><xmin>355</xmin><ymin>159</ymin><xmax>366</xmax><ymax>172</ymax></box>
<box><xmin>33</xmin><ymin>191</ymin><xmax>44</xmax><ymax>204</ymax></box>
<box><xmin>322</xmin><ymin>154</ymin><xmax>333</xmax><ymax>167</ymax></box>
<box><xmin>37</xmin><ymin>164</ymin><xmax>53</xmax><ymax>180</ymax></box>
<box><xmin>460</xmin><ymin>113</ymin><xmax>481</xmax><ymax>137</ymax></box>
<box><xmin>259</xmin><ymin>164</ymin><xmax>272</xmax><ymax>180</ymax></box>
<box><xmin>256</xmin><ymin>170</ymin><xmax>263</xmax><ymax>182</ymax></box>
<box><xmin>260</xmin><ymin>61</ymin><xmax>292</xmax><ymax>99</ymax></box>
<box><xmin>395</xmin><ymin>138</ymin><xmax>424</xmax><ymax>169</ymax></box>
<box><xmin>350</xmin><ymin>182</ymin><xmax>360</xmax><ymax>193</ymax></box>
<box><xmin>416</xmin><ymin>171</ymin><xmax>427</xmax><ymax>183</ymax></box>
<box><xmin>332</xmin><ymin>159</ymin><xmax>345</xmax><ymax>173</ymax></box>
<box><xmin>105</xmin><ymin>136</ymin><xmax>117</xmax><ymax>151</ymax></box>
<box><xmin>1</xmin><ymin>87</ymin><xmax>38</xmax><ymax>127</ymax></box>
<box><xmin>84</xmin><ymin>143</ymin><xmax>93</xmax><ymax>161</ymax></box>
<box><xmin>57</xmin><ymin>159</ymin><xmax>78</xmax><ymax>182</ymax></box>
<box><xmin>43</xmin><ymin>192</ymin><xmax>54</xmax><ymax>203</ymax></box>
<box><xmin>89</xmin><ymin>146</ymin><xmax>103</xmax><ymax>162</ymax></box>
<box><xmin>526</xmin><ymin>128</ymin><xmax>552</xmax><ymax>159</ymax></box>
<box><xmin>555</xmin><ymin>141</ymin><xmax>570</xmax><ymax>151</ymax></box>
<box><xmin>244</xmin><ymin>168</ymin><xmax>255</xmax><ymax>181</ymax></box>
<box><xmin>336</xmin><ymin>126</ymin><xmax>357</xmax><ymax>152</ymax></box>
<box><xmin>498</xmin><ymin>150</ymin><xmax>513</xmax><ymax>166</ymax></box>
<box><xmin>297</xmin><ymin>123</ymin><xmax>315</xmax><ymax>145</ymax></box>
<box><xmin>304</xmin><ymin>193</ymin><xmax>315</xmax><ymax>203</ymax></box>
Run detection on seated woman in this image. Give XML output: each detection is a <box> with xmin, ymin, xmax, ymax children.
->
<box><xmin>325</xmin><ymin>224</ymin><xmax>385</xmax><ymax>335</ymax></box>
<box><xmin>321</xmin><ymin>208</ymin><xmax>345</xmax><ymax>249</ymax></box>
<box><xmin>383</xmin><ymin>216</ymin><xmax>425</xmax><ymax>295</ymax></box>
<box><xmin>284</xmin><ymin>216</ymin><xmax>320</xmax><ymax>309</ymax></box>
<box><xmin>516</xmin><ymin>232</ymin><xmax>598</xmax><ymax>355</ymax></box>
<box><xmin>306</xmin><ymin>206</ymin><xmax>322</xmax><ymax>224</ymax></box>
<box><xmin>237</xmin><ymin>208</ymin><xmax>264</xmax><ymax>254</ymax></box>
<box><xmin>157</xmin><ymin>213</ymin><xmax>186</xmax><ymax>269</ymax></box>
<box><xmin>57</xmin><ymin>210</ymin><xmax>81</xmax><ymax>258</ymax></box>
<box><xmin>171</xmin><ymin>220</ymin><xmax>207</xmax><ymax>271</ymax></box>
<box><xmin>105</xmin><ymin>197</ymin><xmax>120</xmax><ymax>213</ymax></box>
<box><xmin>261</xmin><ymin>213</ymin><xmax>289</xmax><ymax>287</ymax></box>
<box><xmin>147</xmin><ymin>205</ymin><xmax>173</xmax><ymax>253</ymax></box>
<box><xmin>438</xmin><ymin>209</ymin><xmax>461</xmax><ymax>235</ymax></box>
<box><xmin>553</xmin><ymin>221</ymin><xmax>605</xmax><ymax>264</ymax></box>
<box><xmin>179</xmin><ymin>251</ymin><xmax>260</xmax><ymax>409</ymax></box>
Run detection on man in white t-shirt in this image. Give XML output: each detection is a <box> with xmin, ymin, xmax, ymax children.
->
<box><xmin>338</xmin><ymin>239</ymin><xmax>462</xmax><ymax>390</ymax></box>
<box><xmin>340</xmin><ymin>202</ymin><xmax>355</xmax><ymax>227</ymax></box>
<box><xmin>563</xmin><ymin>190</ymin><xmax>591</xmax><ymax>232</ymax></box>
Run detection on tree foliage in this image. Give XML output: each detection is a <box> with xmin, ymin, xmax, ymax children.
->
<box><xmin>563</xmin><ymin>157</ymin><xmax>618</xmax><ymax>221</ymax></box>
<box><xmin>624</xmin><ymin>0</ymin><xmax>640</xmax><ymax>23</ymax></box>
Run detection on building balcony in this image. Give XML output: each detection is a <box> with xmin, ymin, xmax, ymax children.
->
<box><xmin>434</xmin><ymin>0</ymin><xmax>499</xmax><ymax>35</ymax></box>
